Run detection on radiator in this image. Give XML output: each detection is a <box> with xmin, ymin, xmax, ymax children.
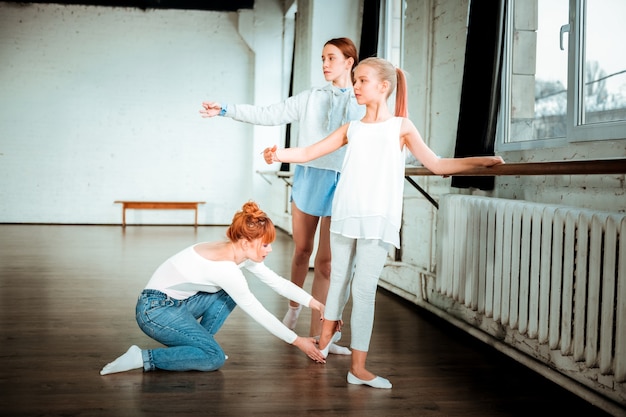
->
<box><xmin>436</xmin><ymin>195</ymin><xmax>626</xmax><ymax>385</ymax></box>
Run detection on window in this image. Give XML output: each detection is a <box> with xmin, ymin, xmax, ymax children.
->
<box><xmin>378</xmin><ymin>0</ymin><xmax>405</xmax><ymax>68</ymax></box>
<box><xmin>498</xmin><ymin>0</ymin><xmax>626</xmax><ymax>150</ymax></box>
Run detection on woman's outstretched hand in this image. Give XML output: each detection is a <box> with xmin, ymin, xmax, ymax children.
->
<box><xmin>293</xmin><ymin>336</ymin><xmax>326</xmax><ymax>363</ymax></box>
<box><xmin>263</xmin><ymin>145</ymin><xmax>279</xmax><ymax>164</ymax></box>
<box><xmin>199</xmin><ymin>101</ymin><xmax>222</xmax><ymax>118</ymax></box>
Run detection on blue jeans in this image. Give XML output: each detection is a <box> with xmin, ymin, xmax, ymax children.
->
<box><xmin>136</xmin><ymin>289</ymin><xmax>236</xmax><ymax>372</ymax></box>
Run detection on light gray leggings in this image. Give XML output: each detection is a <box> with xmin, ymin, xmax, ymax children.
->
<box><xmin>325</xmin><ymin>233</ymin><xmax>390</xmax><ymax>352</ymax></box>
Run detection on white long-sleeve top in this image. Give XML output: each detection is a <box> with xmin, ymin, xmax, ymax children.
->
<box><xmin>226</xmin><ymin>84</ymin><xmax>364</xmax><ymax>172</ymax></box>
<box><xmin>144</xmin><ymin>244</ymin><xmax>313</xmax><ymax>344</ymax></box>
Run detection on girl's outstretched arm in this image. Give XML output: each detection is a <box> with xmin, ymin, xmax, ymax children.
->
<box><xmin>401</xmin><ymin>118</ymin><xmax>504</xmax><ymax>175</ymax></box>
<box><xmin>264</xmin><ymin>124</ymin><xmax>349</xmax><ymax>164</ymax></box>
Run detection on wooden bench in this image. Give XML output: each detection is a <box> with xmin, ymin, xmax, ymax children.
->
<box><xmin>114</xmin><ymin>201</ymin><xmax>205</xmax><ymax>227</ymax></box>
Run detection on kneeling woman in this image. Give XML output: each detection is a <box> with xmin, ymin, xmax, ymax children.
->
<box><xmin>100</xmin><ymin>201</ymin><xmax>326</xmax><ymax>375</ymax></box>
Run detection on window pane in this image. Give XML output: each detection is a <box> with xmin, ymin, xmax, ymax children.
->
<box><xmin>581</xmin><ymin>0</ymin><xmax>626</xmax><ymax>125</ymax></box>
<box><xmin>509</xmin><ymin>0</ymin><xmax>569</xmax><ymax>142</ymax></box>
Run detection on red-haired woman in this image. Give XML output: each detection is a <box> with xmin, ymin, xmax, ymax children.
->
<box><xmin>100</xmin><ymin>201</ymin><xmax>326</xmax><ymax>375</ymax></box>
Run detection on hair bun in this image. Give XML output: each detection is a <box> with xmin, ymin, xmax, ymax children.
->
<box><xmin>226</xmin><ymin>200</ymin><xmax>275</xmax><ymax>244</ymax></box>
<box><xmin>241</xmin><ymin>200</ymin><xmax>260</xmax><ymax>214</ymax></box>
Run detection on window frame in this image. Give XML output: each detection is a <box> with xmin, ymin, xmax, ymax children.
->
<box><xmin>496</xmin><ymin>0</ymin><xmax>626</xmax><ymax>152</ymax></box>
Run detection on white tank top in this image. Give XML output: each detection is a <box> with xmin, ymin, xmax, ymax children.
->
<box><xmin>330</xmin><ymin>117</ymin><xmax>406</xmax><ymax>248</ymax></box>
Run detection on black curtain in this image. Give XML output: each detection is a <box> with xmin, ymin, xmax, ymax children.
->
<box><xmin>451</xmin><ymin>0</ymin><xmax>505</xmax><ymax>190</ymax></box>
<box><xmin>359</xmin><ymin>0</ymin><xmax>380</xmax><ymax>60</ymax></box>
<box><xmin>280</xmin><ymin>14</ymin><xmax>297</xmax><ymax>172</ymax></box>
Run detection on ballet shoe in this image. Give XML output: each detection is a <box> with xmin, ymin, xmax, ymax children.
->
<box><xmin>320</xmin><ymin>332</ymin><xmax>342</xmax><ymax>358</ymax></box>
<box><xmin>347</xmin><ymin>371</ymin><xmax>392</xmax><ymax>389</ymax></box>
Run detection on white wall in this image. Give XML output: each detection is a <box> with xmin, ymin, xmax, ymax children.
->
<box><xmin>0</xmin><ymin>1</ymin><xmax>278</xmax><ymax>225</ymax></box>
<box><xmin>0</xmin><ymin>0</ymin><xmax>364</xmax><ymax>226</ymax></box>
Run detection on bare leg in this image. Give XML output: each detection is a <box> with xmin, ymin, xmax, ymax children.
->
<box><xmin>282</xmin><ymin>203</ymin><xmax>319</xmax><ymax>329</ymax></box>
<box><xmin>309</xmin><ymin>216</ymin><xmax>331</xmax><ymax>336</ymax></box>
<box><xmin>289</xmin><ymin>202</ymin><xmax>319</xmax><ymax>302</ymax></box>
<box><xmin>318</xmin><ymin>319</ymin><xmax>339</xmax><ymax>351</ymax></box>
<box><xmin>349</xmin><ymin>349</ymin><xmax>374</xmax><ymax>381</ymax></box>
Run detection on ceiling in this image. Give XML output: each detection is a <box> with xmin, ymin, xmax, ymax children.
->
<box><xmin>2</xmin><ymin>0</ymin><xmax>254</xmax><ymax>12</ymax></box>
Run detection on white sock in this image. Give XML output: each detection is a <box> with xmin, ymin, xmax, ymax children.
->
<box><xmin>282</xmin><ymin>305</ymin><xmax>302</xmax><ymax>330</ymax></box>
<box><xmin>100</xmin><ymin>345</ymin><xmax>143</xmax><ymax>375</ymax></box>
<box><xmin>329</xmin><ymin>343</ymin><xmax>352</xmax><ymax>355</ymax></box>
<box><xmin>318</xmin><ymin>332</ymin><xmax>342</xmax><ymax>358</ymax></box>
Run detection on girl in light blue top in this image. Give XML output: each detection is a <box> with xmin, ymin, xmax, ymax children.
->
<box><xmin>200</xmin><ymin>38</ymin><xmax>364</xmax><ymax>355</ymax></box>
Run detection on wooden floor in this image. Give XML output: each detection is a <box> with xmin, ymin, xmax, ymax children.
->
<box><xmin>0</xmin><ymin>224</ymin><xmax>615</xmax><ymax>416</ymax></box>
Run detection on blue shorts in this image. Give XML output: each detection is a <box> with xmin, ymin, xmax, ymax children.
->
<box><xmin>290</xmin><ymin>165</ymin><xmax>340</xmax><ymax>217</ymax></box>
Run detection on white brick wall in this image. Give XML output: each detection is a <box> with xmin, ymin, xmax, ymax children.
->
<box><xmin>0</xmin><ymin>2</ymin><xmax>259</xmax><ymax>224</ymax></box>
